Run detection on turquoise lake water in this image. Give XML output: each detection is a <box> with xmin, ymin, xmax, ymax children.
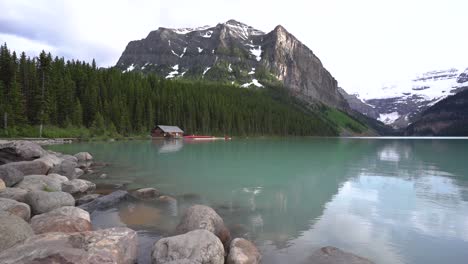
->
<box><xmin>49</xmin><ymin>138</ymin><xmax>468</xmax><ymax>264</ymax></box>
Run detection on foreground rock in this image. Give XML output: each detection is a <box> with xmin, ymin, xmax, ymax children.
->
<box><xmin>0</xmin><ymin>140</ymin><xmax>46</xmax><ymax>164</ymax></box>
<box><xmin>133</xmin><ymin>187</ymin><xmax>160</xmax><ymax>200</ymax></box>
<box><xmin>76</xmin><ymin>193</ymin><xmax>101</xmax><ymax>206</ymax></box>
<box><xmin>0</xmin><ymin>165</ymin><xmax>24</xmax><ymax>186</ymax></box>
<box><xmin>176</xmin><ymin>204</ymin><xmax>231</xmax><ymax>248</ymax></box>
<box><xmin>0</xmin><ymin>197</ymin><xmax>31</xmax><ymax>221</ymax></box>
<box><xmin>62</xmin><ymin>179</ymin><xmax>96</xmax><ymax>194</ymax></box>
<box><xmin>50</xmin><ymin>159</ymin><xmax>80</xmax><ymax>179</ymax></box>
<box><xmin>74</xmin><ymin>152</ymin><xmax>93</xmax><ymax>162</ymax></box>
<box><xmin>15</xmin><ymin>174</ymin><xmax>63</xmax><ymax>192</ymax></box>
<box><xmin>307</xmin><ymin>246</ymin><xmax>375</xmax><ymax>264</ymax></box>
<box><xmin>227</xmin><ymin>238</ymin><xmax>261</xmax><ymax>264</ymax></box>
<box><xmin>0</xmin><ymin>227</ymin><xmax>138</xmax><ymax>264</ymax></box>
<box><xmin>26</xmin><ymin>190</ymin><xmax>75</xmax><ymax>214</ymax></box>
<box><xmin>31</xmin><ymin>206</ymin><xmax>92</xmax><ymax>234</ymax></box>
<box><xmin>79</xmin><ymin>190</ymin><xmax>132</xmax><ymax>212</ymax></box>
<box><xmin>0</xmin><ymin>211</ymin><xmax>34</xmax><ymax>251</ymax></box>
<box><xmin>152</xmin><ymin>229</ymin><xmax>225</xmax><ymax>264</ymax></box>
<box><xmin>0</xmin><ymin>179</ymin><xmax>5</xmax><ymax>190</ymax></box>
<box><xmin>3</xmin><ymin>160</ymin><xmax>50</xmax><ymax>176</ymax></box>
<box><xmin>0</xmin><ymin>187</ymin><xmax>28</xmax><ymax>202</ymax></box>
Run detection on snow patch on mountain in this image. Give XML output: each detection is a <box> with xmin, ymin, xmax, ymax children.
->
<box><xmin>249</xmin><ymin>45</ymin><xmax>262</xmax><ymax>61</ymax></box>
<box><xmin>248</xmin><ymin>68</ymin><xmax>255</xmax><ymax>75</ymax></box>
<box><xmin>201</xmin><ymin>30</ymin><xmax>213</xmax><ymax>38</ymax></box>
<box><xmin>197</xmin><ymin>47</ymin><xmax>203</xmax><ymax>53</ymax></box>
<box><xmin>241</xmin><ymin>79</ymin><xmax>263</xmax><ymax>88</ymax></box>
<box><xmin>166</xmin><ymin>65</ymin><xmax>179</xmax><ymax>79</ymax></box>
<box><xmin>124</xmin><ymin>63</ymin><xmax>135</xmax><ymax>73</ymax></box>
<box><xmin>172</xmin><ymin>25</ymin><xmax>211</xmax><ymax>34</ymax></box>
<box><xmin>203</xmin><ymin>67</ymin><xmax>211</xmax><ymax>76</ymax></box>
<box><xmin>378</xmin><ymin>112</ymin><xmax>400</xmax><ymax>125</ymax></box>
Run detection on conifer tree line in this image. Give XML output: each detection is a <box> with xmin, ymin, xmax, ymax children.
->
<box><xmin>0</xmin><ymin>43</ymin><xmax>338</xmax><ymax>137</ymax></box>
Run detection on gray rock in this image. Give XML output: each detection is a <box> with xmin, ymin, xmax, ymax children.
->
<box><xmin>62</xmin><ymin>179</ymin><xmax>96</xmax><ymax>194</ymax></box>
<box><xmin>50</xmin><ymin>159</ymin><xmax>79</xmax><ymax>179</ymax></box>
<box><xmin>31</xmin><ymin>206</ymin><xmax>92</xmax><ymax>234</ymax></box>
<box><xmin>0</xmin><ymin>227</ymin><xmax>138</xmax><ymax>264</ymax></box>
<box><xmin>79</xmin><ymin>190</ymin><xmax>132</xmax><ymax>212</ymax></box>
<box><xmin>152</xmin><ymin>229</ymin><xmax>225</xmax><ymax>264</ymax></box>
<box><xmin>0</xmin><ymin>187</ymin><xmax>28</xmax><ymax>202</ymax></box>
<box><xmin>15</xmin><ymin>174</ymin><xmax>62</xmax><ymax>192</ymax></box>
<box><xmin>0</xmin><ymin>211</ymin><xmax>34</xmax><ymax>251</ymax></box>
<box><xmin>0</xmin><ymin>140</ymin><xmax>46</xmax><ymax>164</ymax></box>
<box><xmin>26</xmin><ymin>190</ymin><xmax>75</xmax><ymax>214</ymax></box>
<box><xmin>76</xmin><ymin>193</ymin><xmax>101</xmax><ymax>206</ymax></box>
<box><xmin>36</xmin><ymin>154</ymin><xmax>63</xmax><ymax>169</ymax></box>
<box><xmin>47</xmin><ymin>173</ymin><xmax>69</xmax><ymax>183</ymax></box>
<box><xmin>60</xmin><ymin>154</ymin><xmax>78</xmax><ymax>163</ymax></box>
<box><xmin>227</xmin><ymin>238</ymin><xmax>261</xmax><ymax>264</ymax></box>
<box><xmin>74</xmin><ymin>152</ymin><xmax>93</xmax><ymax>162</ymax></box>
<box><xmin>133</xmin><ymin>187</ymin><xmax>160</xmax><ymax>200</ymax></box>
<box><xmin>0</xmin><ymin>164</ymin><xmax>24</xmax><ymax>186</ymax></box>
<box><xmin>3</xmin><ymin>160</ymin><xmax>50</xmax><ymax>176</ymax></box>
<box><xmin>176</xmin><ymin>204</ymin><xmax>231</xmax><ymax>248</ymax></box>
<box><xmin>307</xmin><ymin>246</ymin><xmax>375</xmax><ymax>264</ymax></box>
<box><xmin>0</xmin><ymin>197</ymin><xmax>31</xmax><ymax>221</ymax></box>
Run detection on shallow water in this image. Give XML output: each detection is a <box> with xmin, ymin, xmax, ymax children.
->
<box><xmin>49</xmin><ymin>138</ymin><xmax>468</xmax><ymax>264</ymax></box>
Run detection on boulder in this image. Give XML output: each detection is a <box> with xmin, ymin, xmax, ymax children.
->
<box><xmin>0</xmin><ymin>197</ymin><xmax>31</xmax><ymax>221</ymax></box>
<box><xmin>31</xmin><ymin>206</ymin><xmax>92</xmax><ymax>234</ymax></box>
<box><xmin>36</xmin><ymin>154</ymin><xmax>63</xmax><ymax>169</ymax></box>
<box><xmin>0</xmin><ymin>187</ymin><xmax>28</xmax><ymax>202</ymax></box>
<box><xmin>60</xmin><ymin>154</ymin><xmax>79</xmax><ymax>163</ymax></box>
<box><xmin>176</xmin><ymin>204</ymin><xmax>231</xmax><ymax>248</ymax></box>
<box><xmin>133</xmin><ymin>187</ymin><xmax>160</xmax><ymax>200</ymax></box>
<box><xmin>0</xmin><ymin>179</ymin><xmax>5</xmax><ymax>190</ymax></box>
<box><xmin>0</xmin><ymin>164</ymin><xmax>24</xmax><ymax>186</ymax></box>
<box><xmin>47</xmin><ymin>173</ymin><xmax>69</xmax><ymax>183</ymax></box>
<box><xmin>62</xmin><ymin>179</ymin><xmax>96</xmax><ymax>194</ymax></box>
<box><xmin>307</xmin><ymin>246</ymin><xmax>375</xmax><ymax>264</ymax></box>
<box><xmin>50</xmin><ymin>159</ymin><xmax>79</xmax><ymax>179</ymax></box>
<box><xmin>75</xmin><ymin>167</ymin><xmax>84</xmax><ymax>177</ymax></box>
<box><xmin>74</xmin><ymin>152</ymin><xmax>93</xmax><ymax>162</ymax></box>
<box><xmin>0</xmin><ymin>227</ymin><xmax>138</xmax><ymax>264</ymax></box>
<box><xmin>0</xmin><ymin>211</ymin><xmax>34</xmax><ymax>251</ymax></box>
<box><xmin>79</xmin><ymin>190</ymin><xmax>132</xmax><ymax>212</ymax></box>
<box><xmin>76</xmin><ymin>193</ymin><xmax>102</xmax><ymax>206</ymax></box>
<box><xmin>227</xmin><ymin>238</ymin><xmax>261</xmax><ymax>264</ymax></box>
<box><xmin>3</xmin><ymin>160</ymin><xmax>50</xmax><ymax>176</ymax></box>
<box><xmin>0</xmin><ymin>140</ymin><xmax>46</xmax><ymax>164</ymax></box>
<box><xmin>15</xmin><ymin>174</ymin><xmax>63</xmax><ymax>192</ymax></box>
<box><xmin>26</xmin><ymin>190</ymin><xmax>75</xmax><ymax>214</ymax></box>
<box><xmin>152</xmin><ymin>229</ymin><xmax>225</xmax><ymax>264</ymax></box>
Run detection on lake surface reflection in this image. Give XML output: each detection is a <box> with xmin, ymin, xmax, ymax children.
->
<box><xmin>49</xmin><ymin>138</ymin><xmax>468</xmax><ymax>264</ymax></box>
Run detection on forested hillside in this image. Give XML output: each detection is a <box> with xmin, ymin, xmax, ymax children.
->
<box><xmin>0</xmin><ymin>43</ymin><xmax>357</xmax><ymax>138</ymax></box>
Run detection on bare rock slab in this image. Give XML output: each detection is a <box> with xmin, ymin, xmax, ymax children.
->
<box><xmin>0</xmin><ymin>197</ymin><xmax>31</xmax><ymax>221</ymax></box>
<box><xmin>0</xmin><ymin>211</ymin><xmax>34</xmax><ymax>251</ymax></box>
<box><xmin>152</xmin><ymin>229</ymin><xmax>225</xmax><ymax>264</ymax></box>
<box><xmin>307</xmin><ymin>246</ymin><xmax>375</xmax><ymax>264</ymax></box>
<box><xmin>26</xmin><ymin>190</ymin><xmax>75</xmax><ymax>215</ymax></box>
<box><xmin>0</xmin><ymin>227</ymin><xmax>138</xmax><ymax>264</ymax></box>
<box><xmin>227</xmin><ymin>238</ymin><xmax>261</xmax><ymax>264</ymax></box>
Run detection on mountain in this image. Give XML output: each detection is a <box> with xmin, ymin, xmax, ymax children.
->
<box><xmin>405</xmin><ymin>89</ymin><xmax>468</xmax><ymax>136</ymax></box>
<box><xmin>343</xmin><ymin>68</ymin><xmax>468</xmax><ymax>129</ymax></box>
<box><xmin>116</xmin><ymin>19</ymin><xmax>349</xmax><ymax>110</ymax></box>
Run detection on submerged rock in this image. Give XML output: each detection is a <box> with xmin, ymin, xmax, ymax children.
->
<box><xmin>31</xmin><ymin>206</ymin><xmax>92</xmax><ymax>234</ymax></box>
<box><xmin>0</xmin><ymin>164</ymin><xmax>24</xmax><ymax>186</ymax></box>
<box><xmin>176</xmin><ymin>204</ymin><xmax>231</xmax><ymax>249</ymax></box>
<box><xmin>0</xmin><ymin>227</ymin><xmax>138</xmax><ymax>264</ymax></box>
<box><xmin>0</xmin><ymin>197</ymin><xmax>31</xmax><ymax>221</ymax></box>
<box><xmin>0</xmin><ymin>211</ymin><xmax>34</xmax><ymax>251</ymax></box>
<box><xmin>152</xmin><ymin>229</ymin><xmax>225</xmax><ymax>264</ymax></box>
<box><xmin>62</xmin><ymin>179</ymin><xmax>96</xmax><ymax>194</ymax></box>
<box><xmin>26</xmin><ymin>190</ymin><xmax>75</xmax><ymax>214</ymax></box>
<box><xmin>132</xmin><ymin>187</ymin><xmax>160</xmax><ymax>200</ymax></box>
<box><xmin>0</xmin><ymin>187</ymin><xmax>28</xmax><ymax>202</ymax></box>
<box><xmin>0</xmin><ymin>140</ymin><xmax>46</xmax><ymax>164</ymax></box>
<box><xmin>227</xmin><ymin>238</ymin><xmax>261</xmax><ymax>264</ymax></box>
<box><xmin>15</xmin><ymin>174</ymin><xmax>63</xmax><ymax>192</ymax></box>
<box><xmin>79</xmin><ymin>190</ymin><xmax>132</xmax><ymax>212</ymax></box>
<box><xmin>307</xmin><ymin>246</ymin><xmax>375</xmax><ymax>264</ymax></box>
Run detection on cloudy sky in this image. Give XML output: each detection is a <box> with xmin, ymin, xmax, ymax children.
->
<box><xmin>1</xmin><ymin>0</ymin><xmax>467</xmax><ymax>93</ymax></box>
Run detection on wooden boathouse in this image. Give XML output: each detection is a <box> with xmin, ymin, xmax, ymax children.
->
<box><xmin>151</xmin><ymin>125</ymin><xmax>184</xmax><ymax>138</ymax></box>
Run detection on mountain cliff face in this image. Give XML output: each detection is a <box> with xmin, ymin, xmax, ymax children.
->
<box><xmin>342</xmin><ymin>68</ymin><xmax>468</xmax><ymax>129</ymax></box>
<box><xmin>116</xmin><ymin>20</ymin><xmax>348</xmax><ymax>110</ymax></box>
<box><xmin>405</xmin><ymin>89</ymin><xmax>468</xmax><ymax>136</ymax></box>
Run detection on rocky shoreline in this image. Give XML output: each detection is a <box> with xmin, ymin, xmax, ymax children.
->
<box><xmin>0</xmin><ymin>140</ymin><xmax>374</xmax><ymax>264</ymax></box>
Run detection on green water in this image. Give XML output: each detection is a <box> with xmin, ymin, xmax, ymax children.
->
<box><xmin>49</xmin><ymin>138</ymin><xmax>468</xmax><ymax>264</ymax></box>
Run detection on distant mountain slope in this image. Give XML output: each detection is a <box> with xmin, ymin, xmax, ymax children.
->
<box><xmin>116</xmin><ymin>19</ymin><xmax>349</xmax><ymax>110</ymax></box>
<box><xmin>405</xmin><ymin>89</ymin><xmax>468</xmax><ymax>136</ymax></box>
<box><xmin>344</xmin><ymin>68</ymin><xmax>468</xmax><ymax>128</ymax></box>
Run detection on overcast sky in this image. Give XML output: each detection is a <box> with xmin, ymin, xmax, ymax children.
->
<box><xmin>0</xmin><ymin>0</ymin><xmax>467</xmax><ymax>93</ymax></box>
